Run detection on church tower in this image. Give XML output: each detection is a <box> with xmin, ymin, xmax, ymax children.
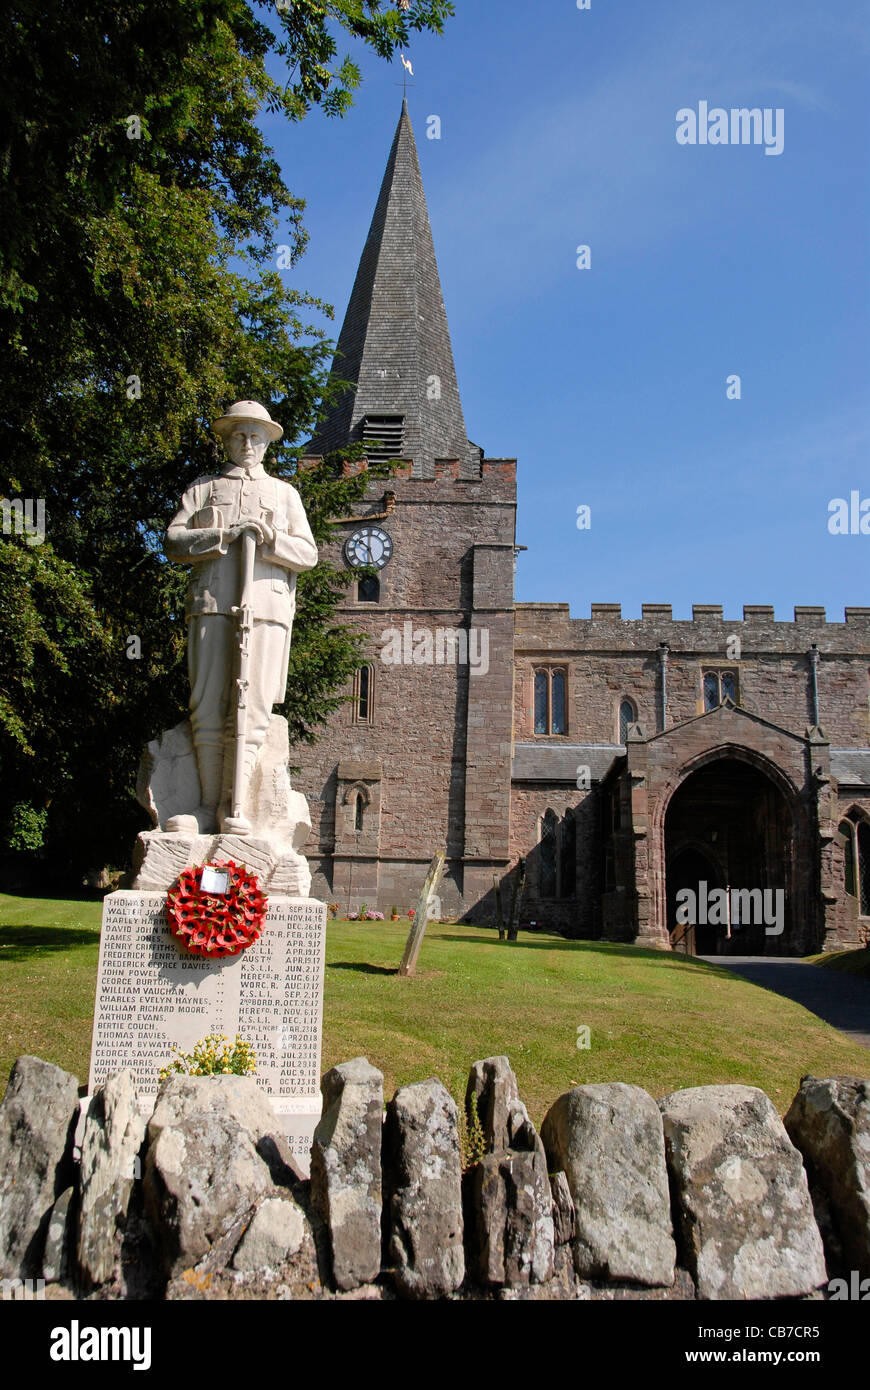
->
<box><xmin>296</xmin><ymin>102</ymin><xmax>518</xmax><ymax>919</ymax></box>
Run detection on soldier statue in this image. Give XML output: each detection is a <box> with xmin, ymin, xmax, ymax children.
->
<box><xmin>164</xmin><ymin>401</ymin><xmax>317</xmax><ymax>836</ymax></box>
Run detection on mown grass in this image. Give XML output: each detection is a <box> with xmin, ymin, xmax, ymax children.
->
<box><xmin>805</xmin><ymin>946</ymin><xmax>870</xmax><ymax>980</ymax></box>
<box><xmin>2</xmin><ymin>897</ymin><xmax>868</xmax><ymax>1120</ymax></box>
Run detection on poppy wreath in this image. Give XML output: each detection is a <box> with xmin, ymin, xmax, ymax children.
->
<box><xmin>166</xmin><ymin>860</ymin><xmax>267</xmax><ymax>957</ymax></box>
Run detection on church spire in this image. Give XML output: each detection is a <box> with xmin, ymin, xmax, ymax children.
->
<box><xmin>309</xmin><ymin>102</ymin><xmax>478</xmax><ymax>479</ymax></box>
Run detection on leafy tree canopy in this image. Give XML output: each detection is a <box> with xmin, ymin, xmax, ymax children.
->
<box><xmin>0</xmin><ymin>0</ymin><xmax>454</xmax><ymax>879</ymax></box>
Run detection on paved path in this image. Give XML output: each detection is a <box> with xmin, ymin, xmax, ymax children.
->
<box><xmin>698</xmin><ymin>956</ymin><xmax>870</xmax><ymax>1050</ymax></box>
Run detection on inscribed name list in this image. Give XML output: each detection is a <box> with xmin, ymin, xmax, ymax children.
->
<box><xmin>89</xmin><ymin>891</ymin><xmax>326</xmax><ymax>1101</ymax></box>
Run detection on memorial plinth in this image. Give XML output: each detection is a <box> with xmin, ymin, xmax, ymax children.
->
<box><xmin>89</xmin><ymin>891</ymin><xmax>327</xmax><ymax>1173</ymax></box>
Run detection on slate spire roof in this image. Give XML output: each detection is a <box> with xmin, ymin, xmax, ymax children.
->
<box><xmin>308</xmin><ymin>100</ymin><xmax>478</xmax><ymax>479</ymax></box>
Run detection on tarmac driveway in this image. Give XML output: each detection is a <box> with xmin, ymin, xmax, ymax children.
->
<box><xmin>697</xmin><ymin>955</ymin><xmax>870</xmax><ymax>1050</ymax></box>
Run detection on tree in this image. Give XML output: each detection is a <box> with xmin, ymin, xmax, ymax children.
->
<box><xmin>0</xmin><ymin>1</ymin><xmax>454</xmax><ymax>880</ymax></box>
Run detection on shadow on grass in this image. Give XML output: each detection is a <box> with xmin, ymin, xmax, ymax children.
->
<box><xmin>328</xmin><ymin>961</ymin><xmax>398</xmax><ymax>976</ymax></box>
<box><xmin>0</xmin><ymin>926</ymin><xmax>100</xmax><ymax>961</ymax></box>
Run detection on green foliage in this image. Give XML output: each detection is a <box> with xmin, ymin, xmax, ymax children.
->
<box><xmin>459</xmin><ymin>1090</ymin><xmax>488</xmax><ymax>1173</ymax></box>
<box><xmin>5</xmin><ymin>803</ymin><xmax>49</xmax><ymax>853</ymax></box>
<box><xmin>158</xmin><ymin>1032</ymin><xmax>257</xmax><ymax>1081</ymax></box>
<box><xmin>0</xmin><ymin>1</ymin><xmax>453</xmax><ymax>878</ymax></box>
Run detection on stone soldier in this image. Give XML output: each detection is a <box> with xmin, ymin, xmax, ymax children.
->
<box><xmin>164</xmin><ymin>401</ymin><xmax>317</xmax><ymax>835</ymax></box>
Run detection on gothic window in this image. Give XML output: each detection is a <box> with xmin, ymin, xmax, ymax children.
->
<box><xmin>352</xmin><ymin>664</ymin><xmax>374</xmax><ymax>724</ymax></box>
<box><xmin>560</xmin><ymin>812</ymin><xmax>576</xmax><ymax>898</ymax></box>
<box><xmin>534</xmin><ymin>671</ymin><xmax>548</xmax><ymax>734</ymax></box>
<box><xmin>533</xmin><ymin>668</ymin><xmax>568</xmax><ymax>735</ymax></box>
<box><xmin>619</xmin><ymin>698</ymin><xmax>637</xmax><ymax>743</ymax></box>
<box><xmin>839</xmin><ymin>812</ymin><xmax>870</xmax><ymax>914</ymax></box>
<box><xmin>840</xmin><ymin>820</ymin><xmax>856</xmax><ymax>897</ymax></box>
<box><xmin>357</xmin><ymin>574</ymin><xmax>380</xmax><ymax>603</ymax></box>
<box><xmin>539</xmin><ymin>808</ymin><xmax>577</xmax><ymax>899</ymax></box>
<box><xmin>540</xmin><ymin>810</ymin><xmax>557</xmax><ymax>897</ymax></box>
<box><xmin>859</xmin><ymin>822</ymin><xmax>870</xmax><ymax>916</ymax></box>
<box><xmin>703</xmin><ymin>670</ymin><xmax>739</xmax><ymax>711</ymax></box>
<box><xmin>355</xmin><ymin>792</ymin><xmax>364</xmax><ymax>833</ymax></box>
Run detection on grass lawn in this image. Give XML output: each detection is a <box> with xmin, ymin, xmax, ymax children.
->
<box><xmin>805</xmin><ymin>946</ymin><xmax>870</xmax><ymax>980</ymax></box>
<box><xmin>1</xmin><ymin>896</ymin><xmax>868</xmax><ymax>1122</ymax></box>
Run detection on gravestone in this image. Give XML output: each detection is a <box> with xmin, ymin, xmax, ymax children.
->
<box><xmin>90</xmin><ymin>892</ymin><xmax>326</xmax><ymax>1173</ymax></box>
<box><xmin>398</xmin><ymin>852</ymin><xmax>445</xmax><ymax>977</ymax></box>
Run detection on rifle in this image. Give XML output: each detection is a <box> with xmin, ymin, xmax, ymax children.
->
<box><xmin>227</xmin><ymin>528</ymin><xmax>257</xmax><ymax>830</ymax></box>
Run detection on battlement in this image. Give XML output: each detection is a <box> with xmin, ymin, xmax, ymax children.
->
<box><xmin>515</xmin><ymin>602</ymin><xmax>870</xmax><ymax>627</ymax></box>
<box><xmin>298</xmin><ymin>455</ymin><xmax>516</xmax><ymax>488</ymax></box>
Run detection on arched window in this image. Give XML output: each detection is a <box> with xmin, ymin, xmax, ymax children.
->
<box><xmin>703</xmin><ymin>672</ymin><xmax>719</xmax><ymax>712</ymax></box>
<box><xmin>355</xmin><ymin>792</ymin><xmax>364</xmax><ymax>833</ymax></box>
<box><xmin>533</xmin><ymin>669</ymin><xmax>568</xmax><ymax>735</ymax></box>
<box><xmin>839</xmin><ymin>820</ymin><xmax>856</xmax><ymax>897</ymax></box>
<box><xmin>858</xmin><ymin>822</ymin><xmax>870</xmax><ymax>916</ymax></box>
<box><xmin>534</xmin><ymin>671</ymin><xmax>548</xmax><ymax>734</ymax></box>
<box><xmin>619</xmin><ymin>698</ymin><xmax>637</xmax><ymax>743</ymax></box>
<box><xmin>352</xmin><ymin>664</ymin><xmax>374</xmax><ymax>724</ymax></box>
<box><xmin>357</xmin><ymin>574</ymin><xmax>380</xmax><ymax>603</ymax></box>
<box><xmin>702</xmin><ymin>669</ymin><xmax>739</xmax><ymax>710</ymax></box>
<box><xmin>560</xmin><ymin>811</ymin><xmax>576</xmax><ymax>898</ymax></box>
<box><xmin>540</xmin><ymin>810</ymin><xmax>558</xmax><ymax>897</ymax></box>
<box><xmin>551</xmin><ymin>672</ymin><xmax>566</xmax><ymax>735</ymax></box>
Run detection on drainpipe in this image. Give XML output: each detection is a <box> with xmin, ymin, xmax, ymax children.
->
<box><xmin>808</xmin><ymin>645</ymin><xmax>820</xmax><ymax>726</ymax></box>
<box><xmin>658</xmin><ymin>643</ymin><xmax>669</xmax><ymax>732</ymax></box>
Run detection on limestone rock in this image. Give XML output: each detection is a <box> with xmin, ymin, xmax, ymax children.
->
<box><xmin>463</xmin><ymin>1056</ymin><xmax>554</xmax><ymax>1287</ymax></box>
<box><xmin>466</xmin><ymin>1054</ymin><xmax>527</xmax><ymax>1151</ymax></box>
<box><xmin>0</xmin><ymin>1056</ymin><xmax>80</xmax><ymax>1278</ymax></box>
<box><xmin>660</xmin><ymin>1084</ymin><xmax>827</xmax><ymax>1300</ymax></box>
<box><xmin>147</xmin><ymin>1073</ymin><xmax>300</xmax><ymax>1184</ymax></box>
<box><xmin>784</xmin><ymin>1074</ymin><xmax>870</xmax><ymax>1277</ymax></box>
<box><xmin>550</xmin><ymin>1171</ymin><xmax>575</xmax><ymax>1246</ymax></box>
<box><xmin>77</xmin><ymin>1070</ymin><xmax>147</xmax><ymax>1288</ymax></box>
<box><xmin>384</xmin><ymin>1078</ymin><xmax>464</xmax><ymax>1299</ymax></box>
<box><xmin>144</xmin><ymin>1113</ymin><xmax>273</xmax><ymax>1277</ymax></box>
<box><xmin>232</xmin><ymin>1195</ymin><xmax>306</xmax><ymax>1271</ymax></box>
<box><xmin>542</xmin><ymin>1082</ymin><xmax>675</xmax><ymax>1287</ymax></box>
<box><xmin>42</xmin><ymin>1187</ymin><xmax>75</xmax><ymax>1284</ymax></box>
<box><xmin>132</xmin><ymin>829</ymin><xmax>311</xmax><ymax>896</ymax></box>
<box><xmin>134</xmin><ymin>714</ymin><xmax>312</xmax><ymax>894</ymax></box>
<box><xmin>310</xmin><ymin>1058</ymin><xmax>383</xmax><ymax>1291</ymax></box>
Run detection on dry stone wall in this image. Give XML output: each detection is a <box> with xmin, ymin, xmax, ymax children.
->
<box><xmin>1</xmin><ymin>1053</ymin><xmax>868</xmax><ymax>1300</ymax></box>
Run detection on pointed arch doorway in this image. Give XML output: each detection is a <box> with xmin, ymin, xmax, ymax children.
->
<box><xmin>664</xmin><ymin>756</ymin><xmax>795</xmax><ymax>955</ymax></box>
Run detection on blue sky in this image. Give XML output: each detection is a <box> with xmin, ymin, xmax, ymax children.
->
<box><xmin>261</xmin><ymin>0</ymin><xmax>870</xmax><ymax>621</ymax></box>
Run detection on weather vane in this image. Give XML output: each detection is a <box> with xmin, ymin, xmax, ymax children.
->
<box><xmin>395</xmin><ymin>51</ymin><xmax>414</xmax><ymax>100</ymax></box>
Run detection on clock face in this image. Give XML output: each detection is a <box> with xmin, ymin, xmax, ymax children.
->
<box><xmin>344</xmin><ymin>526</ymin><xmax>393</xmax><ymax>570</ymax></box>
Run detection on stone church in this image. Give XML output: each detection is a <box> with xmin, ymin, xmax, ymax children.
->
<box><xmin>295</xmin><ymin>102</ymin><xmax>870</xmax><ymax>956</ymax></box>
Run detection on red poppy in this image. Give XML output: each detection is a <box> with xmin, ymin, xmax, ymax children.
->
<box><xmin>166</xmin><ymin>860</ymin><xmax>267</xmax><ymax>957</ymax></box>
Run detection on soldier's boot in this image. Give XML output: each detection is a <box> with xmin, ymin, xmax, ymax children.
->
<box><xmin>220</xmin><ymin>742</ymin><xmax>260</xmax><ymax>837</ymax></box>
<box><xmin>166</xmin><ymin>740</ymin><xmax>223</xmax><ymax>835</ymax></box>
